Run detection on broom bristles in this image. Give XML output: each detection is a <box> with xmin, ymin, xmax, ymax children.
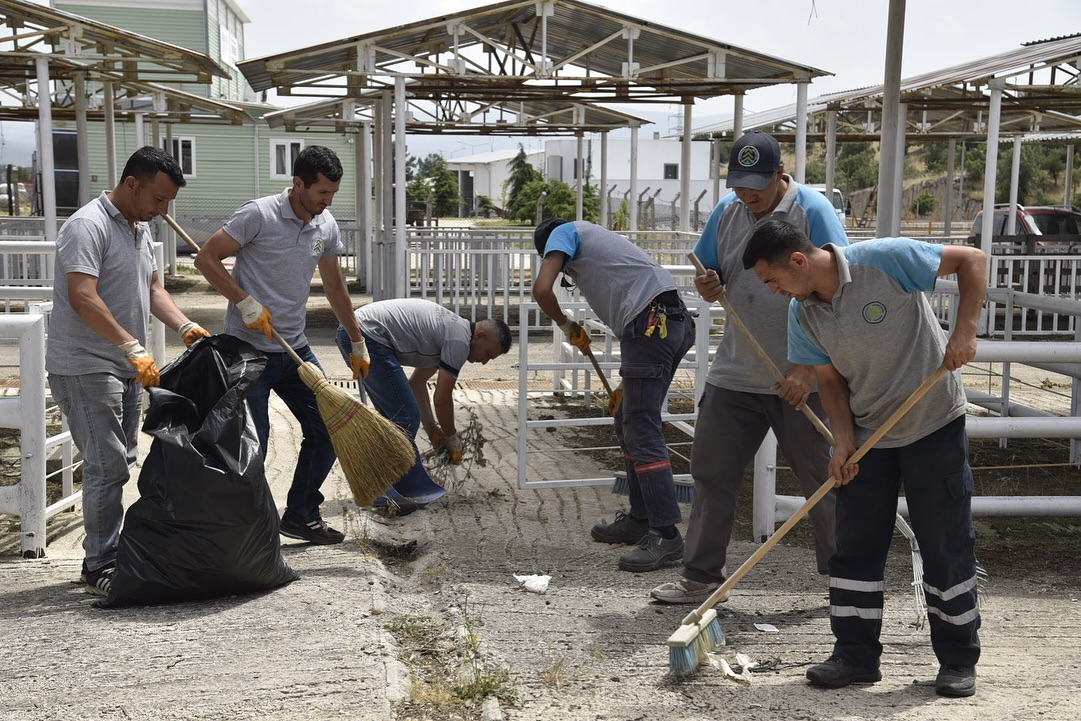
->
<box><xmin>297</xmin><ymin>362</ymin><xmax>415</xmax><ymax>506</ymax></box>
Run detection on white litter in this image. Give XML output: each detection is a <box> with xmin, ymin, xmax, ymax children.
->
<box><xmin>513</xmin><ymin>574</ymin><xmax>551</xmax><ymax>594</ymax></box>
<box><xmin>707</xmin><ymin>651</ymin><xmax>758</xmax><ymax>684</ymax></box>
<box><xmin>753</xmin><ymin>623</ymin><xmax>779</xmax><ymax>633</ymax></box>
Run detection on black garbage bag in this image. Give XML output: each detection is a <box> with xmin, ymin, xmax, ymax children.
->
<box><xmin>101</xmin><ymin>334</ymin><xmax>298</xmax><ymax>608</ymax></box>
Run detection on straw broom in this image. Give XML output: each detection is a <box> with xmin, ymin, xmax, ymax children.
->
<box><xmin>165</xmin><ymin>213</ymin><xmax>415</xmax><ymax>506</ymax></box>
<box><xmin>687</xmin><ymin>250</ymin><xmax>928</xmax><ymax>619</ymax></box>
<box><xmin>666</xmin><ymin>365</ymin><xmax>949</xmax><ymax>676</ymax></box>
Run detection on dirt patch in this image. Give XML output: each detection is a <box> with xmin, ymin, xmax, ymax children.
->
<box><xmin>537</xmin><ymin>395</ymin><xmax>1081</xmax><ymax>592</ymax></box>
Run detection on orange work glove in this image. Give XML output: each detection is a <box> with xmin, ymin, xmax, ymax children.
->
<box><xmin>558</xmin><ymin>320</ymin><xmax>592</xmax><ymax>353</ymax></box>
<box><xmin>178</xmin><ymin>321</ymin><xmax>211</xmax><ymax>348</ymax></box>
<box><xmin>236</xmin><ymin>295</ymin><xmax>274</xmax><ymax>341</ymax></box>
<box><xmin>441</xmin><ymin>433</ymin><xmax>464</xmax><ymax>465</ymax></box>
<box><xmin>607</xmin><ymin>381</ymin><xmax>624</xmax><ymax>416</ymax></box>
<box><xmin>349</xmin><ymin>338</ymin><xmax>370</xmax><ymax>380</ymax></box>
<box><xmin>118</xmin><ymin>340</ymin><xmax>160</xmax><ymax>388</ymax></box>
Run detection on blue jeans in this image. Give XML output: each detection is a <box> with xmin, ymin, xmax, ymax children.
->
<box><xmin>336</xmin><ymin>326</ymin><xmax>446</xmax><ymax>503</ymax></box>
<box><xmin>49</xmin><ymin>372</ymin><xmax>141</xmax><ymax>572</ymax></box>
<box><xmin>246</xmin><ymin>346</ymin><xmax>337</xmax><ymax>521</ymax></box>
<box><xmin>612</xmin><ymin>294</ymin><xmax>696</xmax><ymax>528</ymax></box>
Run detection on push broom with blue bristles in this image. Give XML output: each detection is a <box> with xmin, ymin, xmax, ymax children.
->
<box><xmin>667</xmin><ymin>365</ymin><xmax>949</xmax><ymax>676</ymax></box>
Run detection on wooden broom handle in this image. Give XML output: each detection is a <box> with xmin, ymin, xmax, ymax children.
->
<box><xmin>684</xmin><ymin>364</ymin><xmax>949</xmax><ymax>619</ymax></box>
<box><xmin>582</xmin><ymin>344</ymin><xmax>615</xmax><ymax>396</ymax></box>
<box><xmin>687</xmin><ymin>252</ymin><xmax>835</xmax><ymax>445</ymax></box>
<box><xmin>163</xmin><ymin>213</ymin><xmax>201</xmax><ymax>253</ymax></box>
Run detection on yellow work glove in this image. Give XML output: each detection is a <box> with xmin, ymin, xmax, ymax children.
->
<box><xmin>442</xmin><ymin>433</ymin><xmax>464</xmax><ymax>465</ymax></box>
<box><xmin>558</xmin><ymin>320</ymin><xmax>592</xmax><ymax>353</ymax></box>
<box><xmin>607</xmin><ymin>381</ymin><xmax>624</xmax><ymax>416</ymax></box>
<box><xmin>178</xmin><ymin>321</ymin><xmax>211</xmax><ymax>348</ymax></box>
<box><xmin>349</xmin><ymin>338</ymin><xmax>370</xmax><ymax>380</ymax></box>
<box><xmin>236</xmin><ymin>295</ymin><xmax>274</xmax><ymax>341</ymax></box>
<box><xmin>118</xmin><ymin>340</ymin><xmax>160</xmax><ymax>388</ymax></box>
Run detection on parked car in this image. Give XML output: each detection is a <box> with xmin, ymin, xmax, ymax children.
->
<box><xmin>808</xmin><ymin>184</ymin><xmax>847</xmax><ymax>226</ymax></box>
<box><xmin>968</xmin><ymin>204</ymin><xmax>1081</xmax><ymax>254</ymax></box>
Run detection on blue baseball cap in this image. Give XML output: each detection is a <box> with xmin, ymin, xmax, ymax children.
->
<box><xmin>726</xmin><ymin>131</ymin><xmax>781</xmax><ymax>190</ymax></box>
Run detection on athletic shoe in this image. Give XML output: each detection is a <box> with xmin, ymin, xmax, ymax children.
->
<box><xmin>279</xmin><ymin>511</ymin><xmax>346</xmax><ymax>545</ymax></box>
<box><xmin>935</xmin><ymin>665</ymin><xmax>976</xmax><ymax>697</ymax></box>
<box><xmin>806</xmin><ymin>657</ymin><xmax>881</xmax><ymax>688</ymax></box>
<box><xmin>590</xmin><ymin>511</ymin><xmax>649</xmax><ymax>545</ymax></box>
<box><xmin>84</xmin><ymin>564</ymin><xmax>115</xmax><ymax>597</ymax></box>
<box><xmin>650</xmin><ymin>577</ymin><xmax>729</xmax><ymax>605</ymax></box>
<box><xmin>618</xmin><ymin>530</ymin><xmax>683</xmax><ymax>572</ymax></box>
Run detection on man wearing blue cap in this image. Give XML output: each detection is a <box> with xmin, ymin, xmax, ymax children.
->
<box><xmin>533</xmin><ymin>219</ymin><xmax>695</xmax><ymax>572</ymax></box>
<box><xmin>651</xmin><ymin>131</ymin><xmax>848</xmax><ymax>604</ymax></box>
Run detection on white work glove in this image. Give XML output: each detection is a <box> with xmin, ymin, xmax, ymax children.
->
<box><xmin>236</xmin><ymin>295</ymin><xmax>274</xmax><ymax>340</ymax></box>
<box><xmin>177</xmin><ymin>321</ymin><xmax>211</xmax><ymax>348</ymax></box>
<box><xmin>558</xmin><ymin>319</ymin><xmax>592</xmax><ymax>353</ymax></box>
<box><xmin>118</xmin><ymin>340</ymin><xmax>160</xmax><ymax>388</ymax></box>
<box><xmin>349</xmin><ymin>337</ymin><xmax>370</xmax><ymax>380</ymax></box>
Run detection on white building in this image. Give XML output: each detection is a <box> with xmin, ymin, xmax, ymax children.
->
<box><xmin>447</xmin><ymin>148</ymin><xmax>544</xmax><ymax>216</ymax></box>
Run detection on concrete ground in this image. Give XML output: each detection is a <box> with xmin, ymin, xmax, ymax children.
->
<box><xmin>1</xmin><ymin>277</ymin><xmax>1080</xmax><ymax>720</ymax></box>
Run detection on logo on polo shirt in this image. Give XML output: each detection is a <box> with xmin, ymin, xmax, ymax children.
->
<box><xmin>312</xmin><ymin>236</ymin><xmax>324</xmax><ymax>255</ymax></box>
<box><xmin>862</xmin><ymin>301</ymin><xmax>887</xmax><ymax>324</ymax></box>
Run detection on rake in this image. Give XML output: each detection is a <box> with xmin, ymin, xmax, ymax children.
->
<box><xmin>666</xmin><ymin>365</ymin><xmax>949</xmax><ymax>676</ymax></box>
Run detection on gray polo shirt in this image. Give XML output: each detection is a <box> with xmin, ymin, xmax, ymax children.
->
<box><xmin>692</xmin><ymin>177</ymin><xmax>849</xmax><ymax>393</ymax></box>
<box><xmin>221</xmin><ymin>188</ymin><xmax>343</xmax><ymax>352</ymax></box>
<box><xmin>355</xmin><ymin>299</ymin><xmax>471</xmax><ymax>376</ymax></box>
<box><xmin>543</xmin><ymin>221</ymin><xmax>676</xmax><ymax>332</ymax></box>
<box><xmin>788</xmin><ymin>239</ymin><xmax>966</xmax><ymax>447</ymax></box>
<box><xmin>46</xmin><ymin>192</ymin><xmax>155</xmax><ymax>378</ymax></box>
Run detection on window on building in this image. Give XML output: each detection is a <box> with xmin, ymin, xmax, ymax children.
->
<box><xmin>663</xmin><ymin>163</ymin><xmax>679</xmax><ymax>180</ymax></box>
<box><xmin>271</xmin><ymin>139</ymin><xmax>304</xmax><ymax>179</ymax></box>
<box><xmin>219</xmin><ymin>26</ymin><xmax>241</xmax><ymax>69</ymax></box>
<box><xmin>163</xmin><ymin>137</ymin><xmax>196</xmax><ymax>178</ymax></box>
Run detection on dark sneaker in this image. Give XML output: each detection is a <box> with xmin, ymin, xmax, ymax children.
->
<box><xmin>591</xmin><ymin>511</ymin><xmax>649</xmax><ymax>545</ymax></box>
<box><xmin>806</xmin><ymin>657</ymin><xmax>882</xmax><ymax>688</ymax></box>
<box><xmin>650</xmin><ymin>577</ymin><xmax>729</xmax><ymax>605</ymax></box>
<box><xmin>280</xmin><ymin>511</ymin><xmax>346</xmax><ymax>545</ymax></box>
<box><xmin>84</xmin><ymin>564</ymin><xmax>115</xmax><ymax>597</ymax></box>
<box><xmin>935</xmin><ymin>665</ymin><xmax>976</xmax><ymax>697</ymax></box>
<box><xmin>618</xmin><ymin>530</ymin><xmax>683</xmax><ymax>572</ymax></box>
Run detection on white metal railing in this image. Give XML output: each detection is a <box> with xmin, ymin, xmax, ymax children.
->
<box><xmin>0</xmin><ymin>239</ymin><xmax>54</xmax><ymax>310</ymax></box>
<box><xmin>0</xmin><ymin>315</ymin><xmax>81</xmax><ymax>558</ymax></box>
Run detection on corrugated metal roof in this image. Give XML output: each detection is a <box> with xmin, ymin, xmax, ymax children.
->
<box><xmin>0</xmin><ymin>0</ymin><xmax>229</xmax><ymax>84</ymax></box>
<box><xmin>263</xmin><ymin>94</ymin><xmax>652</xmax><ymax>135</ymax></box>
<box><xmin>691</xmin><ymin>35</ymin><xmax>1081</xmax><ymax>141</ymax></box>
<box><xmin>239</xmin><ymin>0</ymin><xmax>829</xmax><ymax>103</ymax></box>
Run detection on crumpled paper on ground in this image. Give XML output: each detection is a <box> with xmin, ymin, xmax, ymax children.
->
<box><xmin>513</xmin><ymin>574</ymin><xmax>551</xmax><ymax>594</ymax></box>
<box><xmin>706</xmin><ymin>652</ymin><xmax>758</xmax><ymax>684</ymax></box>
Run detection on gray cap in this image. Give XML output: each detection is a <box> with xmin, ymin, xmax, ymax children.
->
<box><xmin>726</xmin><ymin>131</ymin><xmax>781</xmax><ymax>190</ymax></box>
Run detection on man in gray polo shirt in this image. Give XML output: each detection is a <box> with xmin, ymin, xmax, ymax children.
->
<box><xmin>47</xmin><ymin>146</ymin><xmax>210</xmax><ymax>596</ymax></box>
<box><xmin>335</xmin><ymin>299</ymin><xmax>512</xmax><ymax>513</ymax></box>
<box><xmin>196</xmin><ymin>145</ymin><xmax>364</xmax><ymax>546</ymax></box>
<box><xmin>651</xmin><ymin>131</ymin><xmax>845</xmax><ymax>605</ymax></box>
<box><xmin>742</xmin><ymin>219</ymin><xmax>985</xmax><ymax>697</ymax></box>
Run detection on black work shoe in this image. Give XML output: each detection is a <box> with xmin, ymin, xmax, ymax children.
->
<box><xmin>84</xmin><ymin>564</ymin><xmax>115</xmax><ymax>597</ymax></box>
<box><xmin>935</xmin><ymin>665</ymin><xmax>976</xmax><ymax>697</ymax></box>
<box><xmin>591</xmin><ymin>511</ymin><xmax>649</xmax><ymax>545</ymax></box>
<box><xmin>279</xmin><ymin>511</ymin><xmax>346</xmax><ymax>545</ymax></box>
<box><xmin>617</xmin><ymin>530</ymin><xmax>683</xmax><ymax>572</ymax></box>
<box><xmin>806</xmin><ymin>657</ymin><xmax>882</xmax><ymax>688</ymax></box>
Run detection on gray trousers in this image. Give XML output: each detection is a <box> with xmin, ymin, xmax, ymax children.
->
<box><xmin>683</xmin><ymin>384</ymin><xmax>837</xmax><ymax>584</ymax></box>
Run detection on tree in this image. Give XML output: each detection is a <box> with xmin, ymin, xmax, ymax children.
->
<box><xmin>503</xmin><ymin>144</ymin><xmax>542</xmax><ymax>209</ymax></box>
<box><xmin>424</xmin><ymin>155</ymin><xmax>461</xmax><ymax>216</ymax></box>
<box><xmin>909</xmin><ymin>189</ymin><xmax>937</xmax><ymax>217</ymax></box>
<box><xmin>835</xmin><ymin>142</ymin><xmax>879</xmax><ymax>191</ymax></box>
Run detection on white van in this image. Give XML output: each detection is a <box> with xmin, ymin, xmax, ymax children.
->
<box><xmin>808</xmin><ymin>184</ymin><xmax>846</xmax><ymax>226</ymax></box>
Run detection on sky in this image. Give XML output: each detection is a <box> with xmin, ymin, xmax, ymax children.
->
<box><xmin>1</xmin><ymin>0</ymin><xmax>1078</xmax><ymax>166</ymax></box>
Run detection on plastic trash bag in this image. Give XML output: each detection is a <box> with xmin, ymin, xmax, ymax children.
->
<box><xmin>100</xmin><ymin>334</ymin><xmax>298</xmax><ymax>608</ymax></box>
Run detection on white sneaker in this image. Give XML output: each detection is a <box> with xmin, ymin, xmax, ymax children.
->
<box><xmin>650</xmin><ymin>577</ymin><xmax>729</xmax><ymax>605</ymax></box>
